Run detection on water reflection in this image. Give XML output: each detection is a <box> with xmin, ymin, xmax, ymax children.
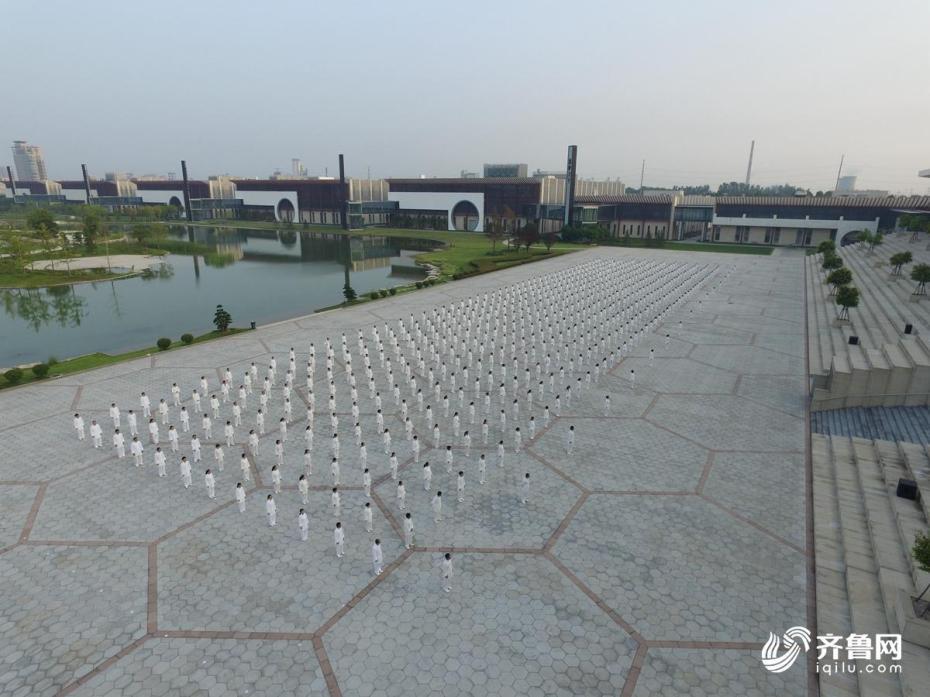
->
<box><xmin>2</xmin><ymin>228</ymin><xmax>439</xmax><ymax>367</ymax></box>
<box><xmin>1</xmin><ymin>285</ymin><xmax>86</xmax><ymax>332</ymax></box>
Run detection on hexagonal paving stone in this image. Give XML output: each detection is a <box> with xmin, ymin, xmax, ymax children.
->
<box><xmin>552</xmin><ymin>495</ymin><xmax>806</xmax><ymax>642</ymax></box>
<box><xmin>151</xmin><ymin>337</ymin><xmax>268</xmax><ymax>369</ymax></box>
<box><xmin>66</xmin><ymin>638</ymin><xmax>328</xmax><ymax>697</ymax></box>
<box><xmin>674</xmin><ymin>325</ymin><xmax>754</xmax><ymax>347</ymax></box>
<box><xmin>0</xmin><ymin>483</ymin><xmax>38</xmax><ymax>547</ymax></box>
<box><xmin>30</xmin><ymin>458</ymin><xmax>236</xmax><ymax>542</ymax></box>
<box><xmin>529</xmin><ymin>418</ymin><xmax>708</xmax><ymax>492</ymax></box>
<box><xmin>703</xmin><ymin>451</ymin><xmax>806</xmax><ymax>550</ymax></box>
<box><xmin>553</xmin><ymin>373</ymin><xmax>656</xmax><ymax>417</ymax></box>
<box><xmin>631</xmin><ymin>647</ymin><xmax>806</xmax><ymax>697</ymax></box>
<box><xmin>626</xmin><ymin>335</ymin><xmax>695</xmax><ymax>358</ymax></box>
<box><xmin>618</xmin><ymin>358</ymin><xmax>737</xmax><ymax>395</ymax></box>
<box><xmin>373</xmin><ymin>449</ymin><xmax>581</xmax><ymax>549</ymax></box>
<box><xmin>75</xmin><ymin>366</ymin><xmax>214</xmax><ymax>414</ymax></box>
<box><xmin>736</xmin><ymin>374</ymin><xmax>807</xmax><ymax>418</ymax></box>
<box><xmin>750</xmin><ymin>331</ymin><xmax>805</xmax><ymax>358</ymax></box>
<box><xmin>0</xmin><ymin>383</ymin><xmax>78</xmax><ymax>427</ymax></box>
<box><xmin>157</xmin><ymin>489</ymin><xmax>403</xmax><ymax>633</ymax></box>
<box><xmin>648</xmin><ymin>395</ymin><xmax>803</xmax><ymax>452</ymax></box>
<box><xmin>690</xmin><ymin>345</ymin><xmax>801</xmax><ymax>377</ymax></box>
<box><xmin>324</xmin><ymin>553</ymin><xmax>637</xmax><ymax>697</ymax></box>
<box><xmin>0</xmin><ymin>414</ymin><xmax>113</xmax><ymax>481</ymax></box>
<box><xmin>0</xmin><ymin>545</ymin><xmax>147</xmax><ymax>697</ymax></box>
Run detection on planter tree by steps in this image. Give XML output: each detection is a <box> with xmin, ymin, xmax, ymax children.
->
<box><xmin>835</xmin><ymin>284</ymin><xmax>859</xmax><ymax>321</ymax></box>
<box><xmin>913</xmin><ymin>532</ymin><xmax>930</xmax><ymax>617</ymax></box>
<box><xmin>912</xmin><ymin>263</ymin><xmax>930</xmax><ymax>296</ymax></box>
<box><xmin>821</xmin><ymin>254</ymin><xmax>843</xmax><ymax>273</ymax></box>
<box><xmin>826</xmin><ymin>267</ymin><xmax>852</xmax><ymax>295</ymax></box>
<box><xmin>890</xmin><ymin>251</ymin><xmax>913</xmax><ymax>276</ymax></box>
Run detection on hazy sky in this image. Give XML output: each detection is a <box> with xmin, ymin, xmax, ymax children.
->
<box><xmin>3</xmin><ymin>0</ymin><xmax>929</xmax><ymax>192</ymax></box>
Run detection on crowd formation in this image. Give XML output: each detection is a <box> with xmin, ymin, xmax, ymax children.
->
<box><xmin>70</xmin><ymin>257</ymin><xmax>715</xmax><ymax>590</ymax></box>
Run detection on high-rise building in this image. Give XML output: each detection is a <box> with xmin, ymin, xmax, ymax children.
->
<box><xmin>11</xmin><ymin>140</ymin><xmax>48</xmax><ymax>181</ymax></box>
<box><xmin>483</xmin><ymin>163</ymin><xmax>528</xmax><ymax>178</ymax></box>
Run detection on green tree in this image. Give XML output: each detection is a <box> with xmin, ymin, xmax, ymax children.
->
<box><xmin>34</xmin><ymin>225</ymin><xmax>58</xmax><ymax>270</ymax></box>
<box><xmin>80</xmin><ymin>205</ymin><xmax>105</xmax><ymax>251</ymax></box>
<box><xmin>889</xmin><ymin>251</ymin><xmax>913</xmax><ymax>275</ymax></box>
<box><xmin>213</xmin><ymin>304</ymin><xmax>232</xmax><ymax>331</ymax></box>
<box><xmin>913</xmin><ymin>532</ymin><xmax>930</xmax><ymax>616</ymax></box>
<box><xmin>821</xmin><ymin>254</ymin><xmax>843</xmax><ymax>272</ymax></box>
<box><xmin>26</xmin><ymin>207</ymin><xmax>58</xmax><ymax>234</ymax></box>
<box><xmin>870</xmin><ymin>231</ymin><xmax>884</xmax><ymax>252</ymax></box>
<box><xmin>516</xmin><ymin>222</ymin><xmax>539</xmax><ymax>252</ymax></box>
<box><xmin>835</xmin><ymin>285</ymin><xmax>859</xmax><ymax>321</ymax></box>
<box><xmin>542</xmin><ymin>231</ymin><xmax>558</xmax><ymax>251</ymax></box>
<box><xmin>857</xmin><ymin>230</ymin><xmax>873</xmax><ymax>248</ymax></box>
<box><xmin>486</xmin><ymin>221</ymin><xmax>505</xmax><ymax>253</ymax></box>
<box><xmin>817</xmin><ymin>240</ymin><xmax>836</xmax><ymax>255</ymax></box>
<box><xmin>911</xmin><ymin>263</ymin><xmax>930</xmax><ymax>296</ymax></box>
<box><xmin>826</xmin><ymin>267</ymin><xmax>852</xmax><ymax>295</ymax></box>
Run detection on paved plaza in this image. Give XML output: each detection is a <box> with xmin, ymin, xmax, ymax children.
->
<box><xmin>0</xmin><ymin>248</ymin><xmax>811</xmax><ymax>696</ymax></box>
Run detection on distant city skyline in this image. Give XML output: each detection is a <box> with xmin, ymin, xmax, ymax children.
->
<box><xmin>2</xmin><ymin>1</ymin><xmax>928</xmax><ymax>193</ymax></box>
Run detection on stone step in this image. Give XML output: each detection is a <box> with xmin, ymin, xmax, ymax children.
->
<box><xmin>880</xmin><ymin>343</ymin><xmax>913</xmax><ymax>407</ymax></box>
<box><xmin>898</xmin><ymin>443</ymin><xmax>930</xmax><ymax>522</ymax></box>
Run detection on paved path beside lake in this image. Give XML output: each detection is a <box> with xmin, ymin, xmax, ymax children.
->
<box><xmin>28</xmin><ymin>254</ymin><xmax>163</xmax><ymax>272</ymax></box>
<box><xmin>0</xmin><ymin>247</ymin><xmax>811</xmax><ymax>697</ymax></box>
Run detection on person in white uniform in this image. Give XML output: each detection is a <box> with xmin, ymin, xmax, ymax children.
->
<box><xmin>266</xmin><ymin>494</ymin><xmax>277</xmax><ymax>527</ymax></box>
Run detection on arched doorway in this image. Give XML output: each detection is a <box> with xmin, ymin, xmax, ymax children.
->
<box><xmin>451</xmin><ymin>200</ymin><xmax>480</xmax><ymax>231</ymax></box>
<box><xmin>277</xmin><ymin>198</ymin><xmax>295</xmax><ymax>222</ymax></box>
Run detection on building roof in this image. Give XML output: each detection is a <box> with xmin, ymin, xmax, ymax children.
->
<box><xmin>679</xmin><ymin>195</ymin><xmax>716</xmax><ymax>206</ymax></box>
<box><xmin>386</xmin><ymin>177</ymin><xmax>539</xmax><ymax>185</ymax></box>
<box><xmin>574</xmin><ymin>194</ymin><xmax>676</xmax><ymax>204</ymax></box>
<box><xmin>715</xmin><ymin>195</ymin><xmax>930</xmax><ymax>208</ymax></box>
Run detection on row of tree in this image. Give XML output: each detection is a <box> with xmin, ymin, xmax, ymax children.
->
<box><xmin>819</xmin><ymin>236</ymin><xmax>930</xmax><ymax>323</ymax></box>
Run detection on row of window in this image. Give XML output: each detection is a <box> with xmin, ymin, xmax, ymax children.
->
<box><xmin>613</xmin><ymin>223</ymin><xmax>668</xmax><ymax>236</ymax></box>
<box><xmin>711</xmin><ymin>225</ymin><xmax>824</xmax><ymax>245</ymax></box>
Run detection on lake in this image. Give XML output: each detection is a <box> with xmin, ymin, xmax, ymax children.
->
<box><xmin>0</xmin><ymin>227</ymin><xmax>437</xmax><ymax>368</ymax></box>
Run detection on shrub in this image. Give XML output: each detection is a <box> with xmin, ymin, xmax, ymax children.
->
<box><xmin>46</xmin><ymin>356</ymin><xmax>59</xmax><ymax>366</ymax></box>
<box><xmin>817</xmin><ymin>240</ymin><xmax>836</xmax><ymax>255</ymax></box>
<box><xmin>379</xmin><ymin>289</ymin><xmax>388</xmax><ymax>298</ymax></box>
<box><xmin>31</xmin><ymin>363</ymin><xmax>49</xmax><ymax>378</ymax></box>
<box><xmin>369</xmin><ymin>291</ymin><xmax>379</xmax><ymax>300</ymax></box>
<box><xmin>389</xmin><ymin>287</ymin><xmax>397</xmax><ymax>296</ymax></box>
<box><xmin>181</xmin><ymin>333</ymin><xmax>194</xmax><ymax>344</ymax></box>
<box><xmin>156</xmin><ymin>337</ymin><xmax>172</xmax><ymax>351</ymax></box>
<box><xmin>415</xmin><ymin>281</ymin><xmax>423</xmax><ymax>289</ymax></box>
<box><xmin>4</xmin><ymin>368</ymin><xmax>23</xmax><ymax>384</ymax></box>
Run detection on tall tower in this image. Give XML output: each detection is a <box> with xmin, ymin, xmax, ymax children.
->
<box><xmin>744</xmin><ymin>140</ymin><xmax>755</xmax><ymax>187</ymax></box>
<box><xmin>11</xmin><ymin>140</ymin><xmax>48</xmax><ymax>181</ymax></box>
<box><xmin>563</xmin><ymin>145</ymin><xmax>578</xmax><ymax>228</ymax></box>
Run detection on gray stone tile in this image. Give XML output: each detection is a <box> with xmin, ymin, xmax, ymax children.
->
<box><xmin>324</xmin><ymin>553</ymin><xmax>637</xmax><ymax>697</ymax></box>
<box><xmin>552</xmin><ymin>495</ymin><xmax>806</xmax><ymax>642</ymax></box>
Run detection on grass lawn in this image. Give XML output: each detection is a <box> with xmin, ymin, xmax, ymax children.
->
<box><xmin>0</xmin><ymin>328</ymin><xmax>251</xmax><ymax>390</ymax></box>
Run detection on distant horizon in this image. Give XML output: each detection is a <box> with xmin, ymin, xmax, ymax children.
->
<box><xmin>2</xmin><ymin>0</ymin><xmax>928</xmax><ymax>194</ymax></box>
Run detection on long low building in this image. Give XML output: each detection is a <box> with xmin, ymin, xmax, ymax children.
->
<box><xmin>4</xmin><ymin>168</ymin><xmax>929</xmax><ymax>247</ymax></box>
<box><xmin>575</xmin><ymin>193</ymin><xmax>930</xmax><ymax>247</ymax></box>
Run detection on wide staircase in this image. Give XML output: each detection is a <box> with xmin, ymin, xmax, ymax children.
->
<box><xmin>808</xmin><ymin>233</ymin><xmax>930</xmax><ymax>410</ymax></box>
<box><xmin>813</xmin><ymin>433</ymin><xmax>930</xmax><ymax>696</ymax></box>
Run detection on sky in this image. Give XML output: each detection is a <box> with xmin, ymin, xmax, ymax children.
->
<box><xmin>2</xmin><ymin>0</ymin><xmax>929</xmax><ymax>193</ymax></box>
